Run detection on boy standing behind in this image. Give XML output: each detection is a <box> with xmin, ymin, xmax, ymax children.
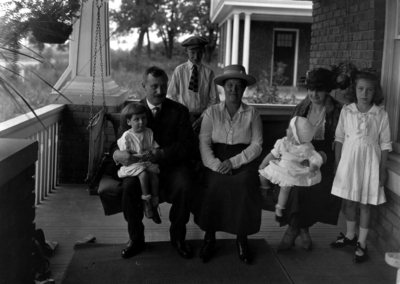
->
<box><xmin>167</xmin><ymin>36</ymin><xmax>219</xmax><ymax>131</ymax></box>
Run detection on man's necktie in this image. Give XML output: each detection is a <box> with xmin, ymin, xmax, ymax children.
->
<box><xmin>188</xmin><ymin>65</ymin><xmax>198</xmax><ymax>93</ymax></box>
<box><xmin>152</xmin><ymin>107</ymin><xmax>160</xmax><ymax>118</ymax></box>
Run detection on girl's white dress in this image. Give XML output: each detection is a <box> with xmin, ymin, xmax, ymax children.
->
<box><xmin>331</xmin><ymin>103</ymin><xmax>392</xmax><ymax>205</ymax></box>
<box><xmin>117</xmin><ymin>128</ymin><xmax>160</xmax><ymax>178</ymax></box>
<box><xmin>259</xmin><ymin>137</ymin><xmax>323</xmax><ymax>187</ymax></box>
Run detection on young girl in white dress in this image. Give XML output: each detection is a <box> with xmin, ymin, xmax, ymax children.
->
<box><xmin>259</xmin><ymin>116</ymin><xmax>324</xmax><ymax>221</ymax></box>
<box><xmin>117</xmin><ymin>103</ymin><xmax>161</xmax><ymax>224</ymax></box>
<box><xmin>329</xmin><ymin>70</ymin><xmax>391</xmax><ymax>263</ymax></box>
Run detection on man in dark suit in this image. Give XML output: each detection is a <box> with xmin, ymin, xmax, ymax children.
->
<box><xmin>112</xmin><ymin>66</ymin><xmax>198</xmax><ymax>259</ymax></box>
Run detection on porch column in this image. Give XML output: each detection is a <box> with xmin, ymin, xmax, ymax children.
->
<box><xmin>225</xmin><ymin>18</ymin><xmax>232</xmax><ymax>66</ymax></box>
<box><xmin>242</xmin><ymin>13</ymin><xmax>251</xmax><ymax>72</ymax></box>
<box><xmin>231</xmin><ymin>13</ymin><xmax>240</xmax><ymax>64</ymax></box>
<box><xmin>50</xmin><ymin>0</ymin><xmax>127</xmax><ymax>107</ymax></box>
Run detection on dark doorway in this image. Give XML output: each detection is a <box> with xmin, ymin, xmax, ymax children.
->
<box><xmin>272</xmin><ymin>30</ymin><xmax>297</xmax><ymax>86</ymax></box>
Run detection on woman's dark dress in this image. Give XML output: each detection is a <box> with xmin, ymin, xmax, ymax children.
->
<box><xmin>194</xmin><ymin>143</ymin><xmax>262</xmax><ymax>236</ymax></box>
<box><xmin>280</xmin><ymin>95</ymin><xmax>343</xmax><ymax>228</ymax></box>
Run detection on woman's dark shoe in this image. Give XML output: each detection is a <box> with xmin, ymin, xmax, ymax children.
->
<box><xmin>329</xmin><ymin>232</ymin><xmax>358</xmax><ymax>248</ymax></box>
<box><xmin>353</xmin><ymin>242</ymin><xmax>368</xmax><ymax>263</ymax></box>
<box><xmin>199</xmin><ymin>240</ymin><xmax>216</xmax><ymax>263</ymax></box>
<box><xmin>300</xmin><ymin>228</ymin><xmax>312</xmax><ymax>250</ymax></box>
<box><xmin>236</xmin><ymin>240</ymin><xmax>251</xmax><ymax>264</ymax></box>
<box><xmin>278</xmin><ymin>226</ymin><xmax>299</xmax><ymax>250</ymax></box>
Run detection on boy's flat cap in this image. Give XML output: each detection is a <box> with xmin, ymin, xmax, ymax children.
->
<box><xmin>181</xmin><ymin>36</ymin><xmax>209</xmax><ymax>49</ymax></box>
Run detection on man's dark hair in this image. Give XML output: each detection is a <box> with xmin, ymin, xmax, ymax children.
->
<box><xmin>142</xmin><ymin>66</ymin><xmax>168</xmax><ymax>82</ymax></box>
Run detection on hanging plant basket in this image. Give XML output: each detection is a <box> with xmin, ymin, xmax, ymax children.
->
<box><xmin>29</xmin><ymin>20</ymin><xmax>73</xmax><ymax>44</ymax></box>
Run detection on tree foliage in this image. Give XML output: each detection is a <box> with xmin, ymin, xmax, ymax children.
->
<box><xmin>111</xmin><ymin>0</ymin><xmax>218</xmax><ymax>60</ymax></box>
<box><xmin>110</xmin><ymin>0</ymin><xmax>160</xmax><ymax>57</ymax></box>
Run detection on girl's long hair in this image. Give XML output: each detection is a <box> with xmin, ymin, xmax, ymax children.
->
<box><xmin>349</xmin><ymin>70</ymin><xmax>384</xmax><ymax>105</ymax></box>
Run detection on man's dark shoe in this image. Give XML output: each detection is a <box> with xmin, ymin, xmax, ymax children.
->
<box><xmin>236</xmin><ymin>240</ymin><xmax>251</xmax><ymax>264</ymax></box>
<box><xmin>171</xmin><ymin>240</ymin><xmax>192</xmax><ymax>259</ymax></box>
<box><xmin>121</xmin><ymin>239</ymin><xmax>145</xmax><ymax>259</ymax></box>
<box><xmin>199</xmin><ymin>240</ymin><xmax>216</xmax><ymax>263</ymax></box>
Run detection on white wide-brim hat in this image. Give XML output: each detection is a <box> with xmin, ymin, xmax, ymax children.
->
<box><xmin>214</xmin><ymin>65</ymin><xmax>256</xmax><ymax>87</ymax></box>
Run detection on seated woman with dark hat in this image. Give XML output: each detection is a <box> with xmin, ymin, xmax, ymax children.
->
<box><xmin>273</xmin><ymin>68</ymin><xmax>343</xmax><ymax>250</ymax></box>
<box><xmin>193</xmin><ymin>64</ymin><xmax>263</xmax><ymax>264</ymax></box>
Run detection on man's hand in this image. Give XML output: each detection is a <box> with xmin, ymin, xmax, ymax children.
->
<box><xmin>216</xmin><ymin>159</ymin><xmax>233</xmax><ymax>175</ymax></box>
<box><xmin>192</xmin><ymin>116</ymin><xmax>203</xmax><ymax>132</ymax></box>
<box><xmin>114</xmin><ymin>150</ymin><xmax>140</xmax><ymax>166</ymax></box>
<box><xmin>149</xmin><ymin>148</ymin><xmax>164</xmax><ymax>163</ymax></box>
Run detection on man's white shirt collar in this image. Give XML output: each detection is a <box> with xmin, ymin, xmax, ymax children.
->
<box><xmin>147</xmin><ymin>99</ymin><xmax>162</xmax><ymax>111</ymax></box>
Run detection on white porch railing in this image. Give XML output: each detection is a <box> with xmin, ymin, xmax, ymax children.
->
<box><xmin>0</xmin><ymin>104</ymin><xmax>66</xmax><ymax>205</ymax></box>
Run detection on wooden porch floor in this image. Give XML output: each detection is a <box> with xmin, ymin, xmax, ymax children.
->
<box><xmin>35</xmin><ymin>184</ymin><xmax>396</xmax><ymax>284</ymax></box>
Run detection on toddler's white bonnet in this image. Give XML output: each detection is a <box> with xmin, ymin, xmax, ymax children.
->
<box><xmin>290</xmin><ymin>116</ymin><xmax>316</xmax><ymax>144</ymax></box>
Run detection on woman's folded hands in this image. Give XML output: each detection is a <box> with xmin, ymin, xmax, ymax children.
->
<box><xmin>216</xmin><ymin>159</ymin><xmax>233</xmax><ymax>175</ymax></box>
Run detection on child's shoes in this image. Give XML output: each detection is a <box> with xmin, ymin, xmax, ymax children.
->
<box><xmin>275</xmin><ymin>204</ymin><xmax>285</xmax><ymax>223</ymax></box>
<box><xmin>142</xmin><ymin>200</ymin><xmax>154</xmax><ymax>219</ymax></box>
<box><xmin>329</xmin><ymin>232</ymin><xmax>358</xmax><ymax>248</ymax></box>
<box><xmin>152</xmin><ymin>206</ymin><xmax>162</xmax><ymax>224</ymax></box>
<box><xmin>260</xmin><ymin>185</ymin><xmax>271</xmax><ymax>199</ymax></box>
<box><xmin>353</xmin><ymin>242</ymin><xmax>368</xmax><ymax>263</ymax></box>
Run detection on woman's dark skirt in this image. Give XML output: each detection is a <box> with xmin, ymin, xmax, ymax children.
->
<box><xmin>194</xmin><ymin>143</ymin><xmax>262</xmax><ymax>236</ymax></box>
<box><xmin>280</xmin><ymin>140</ymin><xmax>342</xmax><ymax>228</ymax></box>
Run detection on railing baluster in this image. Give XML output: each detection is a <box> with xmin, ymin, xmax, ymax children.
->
<box><xmin>54</xmin><ymin>122</ymin><xmax>59</xmax><ymax>188</ymax></box>
<box><xmin>35</xmin><ymin>132</ymin><xmax>40</xmax><ymax>205</ymax></box>
<box><xmin>48</xmin><ymin>124</ymin><xmax>54</xmax><ymax>194</ymax></box>
<box><xmin>44</xmin><ymin>128</ymin><xmax>49</xmax><ymax>197</ymax></box>
<box><xmin>39</xmin><ymin>131</ymin><xmax>45</xmax><ymax>202</ymax></box>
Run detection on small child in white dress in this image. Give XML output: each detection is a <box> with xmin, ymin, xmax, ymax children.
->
<box><xmin>329</xmin><ymin>70</ymin><xmax>391</xmax><ymax>263</ymax></box>
<box><xmin>117</xmin><ymin>103</ymin><xmax>161</xmax><ymax>224</ymax></box>
<box><xmin>259</xmin><ymin>116</ymin><xmax>323</xmax><ymax>222</ymax></box>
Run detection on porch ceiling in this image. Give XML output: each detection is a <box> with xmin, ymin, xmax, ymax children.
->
<box><xmin>211</xmin><ymin>0</ymin><xmax>312</xmax><ymax>25</ymax></box>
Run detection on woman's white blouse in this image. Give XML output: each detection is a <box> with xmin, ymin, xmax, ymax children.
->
<box><xmin>199</xmin><ymin>101</ymin><xmax>263</xmax><ymax>171</ymax></box>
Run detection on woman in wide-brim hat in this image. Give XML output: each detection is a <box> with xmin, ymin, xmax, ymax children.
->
<box><xmin>193</xmin><ymin>64</ymin><xmax>263</xmax><ymax>264</ymax></box>
<box><xmin>275</xmin><ymin>67</ymin><xmax>343</xmax><ymax>250</ymax></box>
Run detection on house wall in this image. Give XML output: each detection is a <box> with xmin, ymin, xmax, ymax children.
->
<box><xmin>311</xmin><ymin>0</ymin><xmax>400</xmax><ymax>254</ymax></box>
<box><xmin>310</xmin><ymin>0</ymin><xmax>385</xmax><ymax>71</ymax></box>
<box><xmin>248</xmin><ymin>21</ymin><xmax>311</xmax><ymax>83</ymax></box>
<box><xmin>218</xmin><ymin>20</ymin><xmax>311</xmax><ymax>84</ymax></box>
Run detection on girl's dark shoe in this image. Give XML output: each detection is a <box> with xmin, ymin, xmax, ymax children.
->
<box><xmin>278</xmin><ymin>226</ymin><xmax>299</xmax><ymax>250</ymax></box>
<box><xmin>329</xmin><ymin>232</ymin><xmax>358</xmax><ymax>248</ymax></box>
<box><xmin>199</xmin><ymin>240</ymin><xmax>216</xmax><ymax>263</ymax></box>
<box><xmin>353</xmin><ymin>242</ymin><xmax>368</xmax><ymax>263</ymax></box>
<box><xmin>142</xmin><ymin>200</ymin><xmax>154</xmax><ymax>218</ymax></box>
<box><xmin>151</xmin><ymin>206</ymin><xmax>162</xmax><ymax>224</ymax></box>
<box><xmin>275</xmin><ymin>214</ymin><xmax>284</xmax><ymax>223</ymax></box>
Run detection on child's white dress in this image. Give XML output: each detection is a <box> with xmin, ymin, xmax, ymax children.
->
<box><xmin>117</xmin><ymin>128</ymin><xmax>160</xmax><ymax>178</ymax></box>
<box><xmin>331</xmin><ymin>103</ymin><xmax>392</xmax><ymax>205</ymax></box>
<box><xmin>259</xmin><ymin>137</ymin><xmax>323</xmax><ymax>187</ymax></box>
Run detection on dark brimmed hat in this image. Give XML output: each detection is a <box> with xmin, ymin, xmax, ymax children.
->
<box><xmin>181</xmin><ymin>36</ymin><xmax>209</xmax><ymax>49</ymax></box>
<box><xmin>299</xmin><ymin>68</ymin><xmax>334</xmax><ymax>92</ymax></box>
<box><xmin>214</xmin><ymin>65</ymin><xmax>256</xmax><ymax>86</ymax></box>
